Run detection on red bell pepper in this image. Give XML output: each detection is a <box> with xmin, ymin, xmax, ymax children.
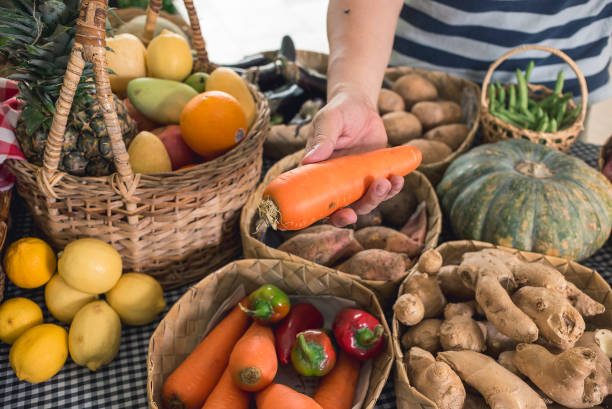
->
<box><xmin>240</xmin><ymin>284</ymin><xmax>291</xmax><ymax>324</ymax></box>
<box><xmin>332</xmin><ymin>308</ymin><xmax>385</xmax><ymax>360</ymax></box>
<box><xmin>275</xmin><ymin>302</ymin><xmax>324</xmax><ymax>364</ymax></box>
<box><xmin>291</xmin><ymin>329</ymin><xmax>336</xmax><ymax>376</ymax></box>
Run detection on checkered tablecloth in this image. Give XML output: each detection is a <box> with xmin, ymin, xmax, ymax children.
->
<box><xmin>0</xmin><ymin>141</ymin><xmax>610</xmax><ymax>408</ymax></box>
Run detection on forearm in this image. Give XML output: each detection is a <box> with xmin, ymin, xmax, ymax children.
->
<box><xmin>326</xmin><ymin>0</ymin><xmax>403</xmax><ymax>105</ymax></box>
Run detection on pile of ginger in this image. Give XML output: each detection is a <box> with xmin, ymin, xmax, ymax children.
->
<box><xmin>393</xmin><ymin>248</ymin><xmax>612</xmax><ymax>409</ymax></box>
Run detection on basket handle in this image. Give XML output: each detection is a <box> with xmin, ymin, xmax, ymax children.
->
<box><xmin>480</xmin><ymin>45</ymin><xmax>588</xmax><ymax>121</ymax></box>
<box><xmin>143</xmin><ymin>0</ymin><xmax>213</xmax><ymax>73</ymax></box>
<box><xmin>41</xmin><ymin>0</ymin><xmax>134</xmax><ymax>196</ymax></box>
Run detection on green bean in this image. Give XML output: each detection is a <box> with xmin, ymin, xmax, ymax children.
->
<box><xmin>548</xmin><ymin>118</ymin><xmax>558</xmax><ymax>133</ymax></box>
<box><xmin>555</xmin><ymin>101</ymin><xmax>567</xmax><ymax>125</ymax></box>
<box><xmin>493</xmin><ymin>111</ymin><xmax>528</xmax><ymax>128</ymax></box>
<box><xmin>562</xmin><ymin>102</ymin><xmax>582</xmax><ymax>126</ymax></box>
<box><xmin>536</xmin><ymin>106</ymin><xmax>544</xmax><ymax>119</ymax></box>
<box><xmin>554</xmin><ymin>70</ymin><xmax>564</xmax><ymax>95</ymax></box>
<box><xmin>495</xmin><ymin>81</ymin><xmax>506</xmax><ymax>107</ymax></box>
<box><xmin>508</xmin><ymin>85</ymin><xmax>517</xmax><ymax>111</ymax></box>
<box><xmin>525</xmin><ymin>60</ymin><xmax>535</xmax><ymax>82</ymax></box>
<box><xmin>537</xmin><ymin>113</ymin><xmax>549</xmax><ymax>132</ymax></box>
<box><xmin>497</xmin><ymin>108</ymin><xmax>535</xmax><ymax>128</ymax></box>
<box><xmin>516</xmin><ymin>68</ymin><xmax>528</xmax><ymax>111</ymax></box>
<box><xmin>489</xmin><ymin>83</ymin><xmax>497</xmax><ymax>113</ymax></box>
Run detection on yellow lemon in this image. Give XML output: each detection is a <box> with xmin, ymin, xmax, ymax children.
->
<box><xmin>146</xmin><ymin>29</ymin><xmax>193</xmax><ymax>81</ymax></box>
<box><xmin>0</xmin><ymin>298</ymin><xmax>43</xmax><ymax>344</ymax></box>
<box><xmin>106</xmin><ymin>273</ymin><xmax>166</xmax><ymax>326</ymax></box>
<box><xmin>10</xmin><ymin>323</ymin><xmax>68</xmax><ymax>383</ymax></box>
<box><xmin>45</xmin><ymin>274</ymin><xmax>98</xmax><ymax>324</ymax></box>
<box><xmin>4</xmin><ymin>237</ymin><xmax>56</xmax><ymax>289</ymax></box>
<box><xmin>69</xmin><ymin>300</ymin><xmax>121</xmax><ymax>371</ymax></box>
<box><xmin>106</xmin><ymin>33</ymin><xmax>147</xmax><ymax>95</ymax></box>
<box><xmin>58</xmin><ymin>238</ymin><xmax>122</xmax><ymax>295</ymax></box>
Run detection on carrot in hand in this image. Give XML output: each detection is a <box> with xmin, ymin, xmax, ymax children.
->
<box><xmin>228</xmin><ymin>322</ymin><xmax>278</xmax><ymax>392</ymax></box>
<box><xmin>258</xmin><ymin>146</ymin><xmax>422</xmax><ymax>231</ymax></box>
<box><xmin>162</xmin><ymin>298</ymin><xmax>250</xmax><ymax>409</ymax></box>
<box><xmin>255</xmin><ymin>383</ymin><xmax>323</xmax><ymax>409</ymax></box>
<box><xmin>200</xmin><ymin>367</ymin><xmax>250</xmax><ymax>409</ymax></box>
<box><xmin>313</xmin><ymin>351</ymin><xmax>361</xmax><ymax>409</ymax></box>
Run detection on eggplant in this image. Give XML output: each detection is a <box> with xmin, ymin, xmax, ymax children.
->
<box><xmin>264</xmin><ymin>83</ymin><xmax>308</xmax><ymax>122</ymax></box>
<box><xmin>218</xmin><ymin>53</ymin><xmax>272</xmax><ymax>69</ymax></box>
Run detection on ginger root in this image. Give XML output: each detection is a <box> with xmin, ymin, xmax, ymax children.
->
<box><xmin>394</xmin><ymin>273</ymin><xmax>446</xmax><ymax>326</ymax></box>
<box><xmin>577</xmin><ymin>329</ymin><xmax>612</xmax><ymax>359</ymax></box>
<box><xmin>401</xmin><ymin>318</ymin><xmax>442</xmax><ymax>353</ymax></box>
<box><xmin>416</xmin><ymin>249</ymin><xmax>443</xmax><ymax>274</ymax></box>
<box><xmin>394</xmin><ymin>293</ymin><xmax>425</xmax><ymax>326</ymax></box>
<box><xmin>439</xmin><ymin>315</ymin><xmax>486</xmax><ymax>352</ymax></box>
<box><xmin>443</xmin><ymin>302</ymin><xmax>476</xmax><ymax>320</ymax></box>
<box><xmin>483</xmin><ymin>321</ymin><xmax>518</xmax><ymax>357</ymax></box>
<box><xmin>436</xmin><ymin>265</ymin><xmax>474</xmax><ymax>300</ymax></box>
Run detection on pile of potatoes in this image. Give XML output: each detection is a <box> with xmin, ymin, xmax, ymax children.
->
<box><xmin>275</xmin><ymin>188</ymin><xmax>428</xmax><ymax>282</ymax></box>
<box><xmin>379</xmin><ymin>73</ymin><xmax>469</xmax><ymax>165</ymax></box>
<box><xmin>394</xmin><ymin>248</ymin><xmax>612</xmax><ymax>409</ymax></box>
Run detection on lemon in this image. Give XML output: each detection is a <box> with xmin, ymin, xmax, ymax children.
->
<box><xmin>0</xmin><ymin>298</ymin><xmax>43</xmax><ymax>344</ymax></box>
<box><xmin>10</xmin><ymin>323</ymin><xmax>68</xmax><ymax>383</ymax></box>
<box><xmin>106</xmin><ymin>273</ymin><xmax>166</xmax><ymax>326</ymax></box>
<box><xmin>69</xmin><ymin>300</ymin><xmax>121</xmax><ymax>371</ymax></box>
<box><xmin>58</xmin><ymin>238</ymin><xmax>122</xmax><ymax>294</ymax></box>
<box><xmin>45</xmin><ymin>274</ymin><xmax>98</xmax><ymax>324</ymax></box>
<box><xmin>146</xmin><ymin>29</ymin><xmax>193</xmax><ymax>81</ymax></box>
<box><xmin>4</xmin><ymin>237</ymin><xmax>56</xmax><ymax>288</ymax></box>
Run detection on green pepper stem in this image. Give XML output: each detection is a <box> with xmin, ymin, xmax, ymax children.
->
<box><xmin>297</xmin><ymin>334</ymin><xmax>319</xmax><ymax>364</ymax></box>
<box><xmin>239</xmin><ymin>300</ymin><xmax>272</xmax><ymax>320</ymax></box>
<box><xmin>356</xmin><ymin>325</ymin><xmax>383</xmax><ymax>347</ymax></box>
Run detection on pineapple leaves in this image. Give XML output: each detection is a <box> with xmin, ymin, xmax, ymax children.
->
<box><xmin>21</xmin><ymin>105</ymin><xmax>47</xmax><ymax>136</ymax></box>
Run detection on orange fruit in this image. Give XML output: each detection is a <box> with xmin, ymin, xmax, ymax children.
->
<box><xmin>179</xmin><ymin>91</ymin><xmax>247</xmax><ymax>159</ymax></box>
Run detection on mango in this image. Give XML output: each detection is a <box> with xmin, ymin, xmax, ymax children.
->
<box><xmin>184</xmin><ymin>72</ymin><xmax>209</xmax><ymax>93</ymax></box>
<box><xmin>127</xmin><ymin>131</ymin><xmax>172</xmax><ymax>174</ymax></box>
<box><xmin>146</xmin><ymin>29</ymin><xmax>193</xmax><ymax>81</ymax></box>
<box><xmin>205</xmin><ymin>67</ymin><xmax>256</xmax><ymax>128</ymax></box>
<box><xmin>106</xmin><ymin>33</ymin><xmax>147</xmax><ymax>96</ymax></box>
<box><xmin>127</xmin><ymin>78</ymin><xmax>197</xmax><ymax>124</ymax></box>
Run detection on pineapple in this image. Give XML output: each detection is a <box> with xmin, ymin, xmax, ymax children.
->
<box><xmin>0</xmin><ymin>0</ymin><xmax>137</xmax><ymax>176</ymax></box>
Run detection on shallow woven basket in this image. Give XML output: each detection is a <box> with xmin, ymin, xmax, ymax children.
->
<box><xmin>598</xmin><ymin>134</ymin><xmax>612</xmax><ymax>173</ymax></box>
<box><xmin>392</xmin><ymin>240</ymin><xmax>612</xmax><ymax>409</ymax></box>
<box><xmin>240</xmin><ymin>149</ymin><xmax>442</xmax><ymax>305</ymax></box>
<box><xmin>147</xmin><ymin>258</ymin><xmax>394</xmax><ymax>409</ymax></box>
<box><xmin>262</xmin><ymin>49</ymin><xmax>328</xmax><ymax>75</ymax></box>
<box><xmin>5</xmin><ymin>0</ymin><xmax>268</xmax><ymax>289</ymax></box>
<box><xmin>383</xmin><ymin>67</ymin><xmax>480</xmax><ymax>186</ymax></box>
<box><xmin>480</xmin><ymin>45</ymin><xmax>588</xmax><ymax>153</ymax></box>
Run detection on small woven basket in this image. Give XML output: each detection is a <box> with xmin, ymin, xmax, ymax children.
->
<box><xmin>147</xmin><ymin>258</ymin><xmax>394</xmax><ymax>409</ymax></box>
<box><xmin>383</xmin><ymin>67</ymin><xmax>480</xmax><ymax>186</ymax></box>
<box><xmin>5</xmin><ymin>0</ymin><xmax>268</xmax><ymax>288</ymax></box>
<box><xmin>480</xmin><ymin>45</ymin><xmax>588</xmax><ymax>153</ymax></box>
<box><xmin>598</xmin><ymin>134</ymin><xmax>612</xmax><ymax>173</ymax></box>
<box><xmin>240</xmin><ymin>149</ymin><xmax>442</xmax><ymax>305</ymax></box>
<box><xmin>392</xmin><ymin>240</ymin><xmax>612</xmax><ymax>409</ymax></box>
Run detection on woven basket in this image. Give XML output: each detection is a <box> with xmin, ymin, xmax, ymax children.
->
<box><xmin>107</xmin><ymin>6</ymin><xmax>193</xmax><ymax>41</ymax></box>
<box><xmin>240</xmin><ymin>149</ymin><xmax>442</xmax><ymax>305</ymax></box>
<box><xmin>383</xmin><ymin>67</ymin><xmax>480</xmax><ymax>186</ymax></box>
<box><xmin>261</xmin><ymin>49</ymin><xmax>328</xmax><ymax>75</ymax></box>
<box><xmin>598</xmin><ymin>134</ymin><xmax>612</xmax><ymax>173</ymax></box>
<box><xmin>480</xmin><ymin>45</ymin><xmax>588</xmax><ymax>153</ymax></box>
<box><xmin>392</xmin><ymin>240</ymin><xmax>612</xmax><ymax>409</ymax></box>
<box><xmin>5</xmin><ymin>0</ymin><xmax>268</xmax><ymax>289</ymax></box>
<box><xmin>147</xmin><ymin>258</ymin><xmax>394</xmax><ymax>409</ymax></box>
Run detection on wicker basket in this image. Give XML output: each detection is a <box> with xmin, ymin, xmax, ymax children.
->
<box><xmin>598</xmin><ymin>134</ymin><xmax>612</xmax><ymax>173</ymax></box>
<box><xmin>480</xmin><ymin>45</ymin><xmax>588</xmax><ymax>153</ymax></box>
<box><xmin>392</xmin><ymin>240</ymin><xmax>612</xmax><ymax>409</ymax></box>
<box><xmin>147</xmin><ymin>258</ymin><xmax>394</xmax><ymax>409</ymax></box>
<box><xmin>240</xmin><ymin>149</ymin><xmax>442</xmax><ymax>305</ymax></box>
<box><xmin>107</xmin><ymin>6</ymin><xmax>193</xmax><ymax>41</ymax></box>
<box><xmin>5</xmin><ymin>0</ymin><xmax>268</xmax><ymax>289</ymax></box>
<box><xmin>261</xmin><ymin>49</ymin><xmax>328</xmax><ymax>75</ymax></box>
<box><xmin>383</xmin><ymin>67</ymin><xmax>480</xmax><ymax>186</ymax></box>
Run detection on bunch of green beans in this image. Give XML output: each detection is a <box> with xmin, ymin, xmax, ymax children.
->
<box><xmin>488</xmin><ymin>60</ymin><xmax>581</xmax><ymax>132</ymax></box>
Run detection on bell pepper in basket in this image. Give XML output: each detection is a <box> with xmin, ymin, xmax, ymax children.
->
<box><xmin>291</xmin><ymin>329</ymin><xmax>336</xmax><ymax>376</ymax></box>
<box><xmin>332</xmin><ymin>309</ymin><xmax>385</xmax><ymax>360</ymax></box>
<box><xmin>275</xmin><ymin>302</ymin><xmax>324</xmax><ymax>364</ymax></box>
<box><xmin>240</xmin><ymin>284</ymin><xmax>290</xmax><ymax>324</ymax></box>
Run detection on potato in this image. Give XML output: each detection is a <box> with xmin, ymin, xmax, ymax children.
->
<box><xmin>379</xmin><ymin>188</ymin><xmax>418</xmax><ymax>227</ymax></box>
<box><xmin>377</xmin><ymin>88</ymin><xmax>405</xmax><ymax>115</ymax></box>
<box><xmin>391</xmin><ymin>73</ymin><xmax>438</xmax><ymax>109</ymax></box>
<box><xmin>424</xmin><ymin>123</ymin><xmax>469</xmax><ymax>151</ymax></box>
<box><xmin>355</xmin><ymin>226</ymin><xmax>421</xmax><ymax>256</ymax></box>
<box><xmin>382</xmin><ymin>111</ymin><xmax>422</xmax><ymax>146</ymax></box>
<box><xmin>337</xmin><ymin>249</ymin><xmax>409</xmax><ymax>281</ymax></box>
<box><xmin>411</xmin><ymin>100</ymin><xmax>462</xmax><ymax>130</ymax></box>
<box><xmin>404</xmin><ymin>139</ymin><xmax>452</xmax><ymax>164</ymax></box>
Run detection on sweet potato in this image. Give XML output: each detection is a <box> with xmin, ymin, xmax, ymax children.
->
<box><xmin>377</xmin><ymin>88</ymin><xmax>405</xmax><ymax>115</ymax></box>
<box><xmin>424</xmin><ymin>123</ymin><xmax>469</xmax><ymax>151</ymax></box>
<box><xmin>379</xmin><ymin>189</ymin><xmax>417</xmax><ymax>227</ymax></box>
<box><xmin>355</xmin><ymin>226</ymin><xmax>421</xmax><ymax>256</ymax></box>
<box><xmin>337</xmin><ymin>249</ymin><xmax>409</xmax><ymax>281</ymax></box>
<box><xmin>382</xmin><ymin>111</ymin><xmax>422</xmax><ymax>146</ymax></box>
<box><xmin>404</xmin><ymin>139</ymin><xmax>452</xmax><ymax>164</ymax></box>
<box><xmin>264</xmin><ymin>122</ymin><xmax>311</xmax><ymax>159</ymax></box>
<box><xmin>278</xmin><ymin>225</ymin><xmax>363</xmax><ymax>266</ymax></box>
<box><xmin>400</xmin><ymin>201</ymin><xmax>427</xmax><ymax>245</ymax></box>
<box><xmin>353</xmin><ymin>208</ymin><xmax>383</xmax><ymax>229</ymax></box>
<box><xmin>391</xmin><ymin>74</ymin><xmax>438</xmax><ymax>109</ymax></box>
<box><xmin>411</xmin><ymin>100</ymin><xmax>462</xmax><ymax>130</ymax></box>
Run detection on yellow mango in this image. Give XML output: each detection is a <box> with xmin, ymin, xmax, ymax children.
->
<box><xmin>146</xmin><ymin>29</ymin><xmax>193</xmax><ymax>81</ymax></box>
<box><xmin>205</xmin><ymin>67</ymin><xmax>256</xmax><ymax>129</ymax></box>
<box><xmin>106</xmin><ymin>33</ymin><xmax>147</xmax><ymax>95</ymax></box>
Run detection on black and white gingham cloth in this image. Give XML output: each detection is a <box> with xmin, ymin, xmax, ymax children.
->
<box><xmin>0</xmin><ymin>141</ymin><xmax>610</xmax><ymax>408</ymax></box>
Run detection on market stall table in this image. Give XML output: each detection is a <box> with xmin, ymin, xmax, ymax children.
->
<box><xmin>0</xmin><ymin>141</ymin><xmax>610</xmax><ymax>409</ymax></box>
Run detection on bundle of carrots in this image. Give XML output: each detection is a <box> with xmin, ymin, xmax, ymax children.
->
<box><xmin>160</xmin><ymin>284</ymin><xmax>380</xmax><ymax>409</ymax></box>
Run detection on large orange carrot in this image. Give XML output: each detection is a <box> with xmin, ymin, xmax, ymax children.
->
<box><xmin>162</xmin><ymin>298</ymin><xmax>250</xmax><ymax>409</ymax></box>
<box><xmin>228</xmin><ymin>322</ymin><xmax>278</xmax><ymax>392</ymax></box>
<box><xmin>255</xmin><ymin>383</ymin><xmax>323</xmax><ymax>409</ymax></box>
<box><xmin>313</xmin><ymin>351</ymin><xmax>361</xmax><ymax>409</ymax></box>
<box><xmin>258</xmin><ymin>146</ymin><xmax>422</xmax><ymax>230</ymax></box>
<box><xmin>200</xmin><ymin>367</ymin><xmax>250</xmax><ymax>409</ymax></box>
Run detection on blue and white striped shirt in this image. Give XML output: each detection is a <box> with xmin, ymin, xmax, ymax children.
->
<box><xmin>390</xmin><ymin>1</ymin><xmax>612</xmax><ymax>103</ymax></box>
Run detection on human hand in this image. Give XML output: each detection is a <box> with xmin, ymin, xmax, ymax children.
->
<box><xmin>301</xmin><ymin>86</ymin><xmax>405</xmax><ymax>227</ymax></box>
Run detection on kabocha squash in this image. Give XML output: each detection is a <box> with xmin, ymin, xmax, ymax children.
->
<box><xmin>437</xmin><ymin>139</ymin><xmax>612</xmax><ymax>260</ymax></box>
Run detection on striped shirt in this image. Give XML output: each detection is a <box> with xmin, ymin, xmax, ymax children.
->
<box><xmin>390</xmin><ymin>1</ymin><xmax>612</xmax><ymax>103</ymax></box>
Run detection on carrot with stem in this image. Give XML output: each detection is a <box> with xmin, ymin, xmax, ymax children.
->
<box><xmin>228</xmin><ymin>321</ymin><xmax>278</xmax><ymax>392</ymax></box>
<box><xmin>255</xmin><ymin>383</ymin><xmax>323</xmax><ymax>409</ymax></box>
<box><xmin>313</xmin><ymin>351</ymin><xmax>361</xmax><ymax>409</ymax></box>
<box><xmin>162</xmin><ymin>298</ymin><xmax>250</xmax><ymax>409</ymax></box>
<box><xmin>258</xmin><ymin>145</ymin><xmax>422</xmax><ymax>231</ymax></box>
<box><xmin>200</xmin><ymin>367</ymin><xmax>250</xmax><ymax>409</ymax></box>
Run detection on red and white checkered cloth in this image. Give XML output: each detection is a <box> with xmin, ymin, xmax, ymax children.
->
<box><xmin>0</xmin><ymin>78</ymin><xmax>26</xmax><ymax>191</ymax></box>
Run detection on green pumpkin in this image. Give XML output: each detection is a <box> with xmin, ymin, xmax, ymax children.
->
<box><xmin>437</xmin><ymin>139</ymin><xmax>612</xmax><ymax>260</ymax></box>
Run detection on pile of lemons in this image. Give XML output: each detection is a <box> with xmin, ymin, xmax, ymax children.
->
<box><xmin>0</xmin><ymin>237</ymin><xmax>166</xmax><ymax>383</ymax></box>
